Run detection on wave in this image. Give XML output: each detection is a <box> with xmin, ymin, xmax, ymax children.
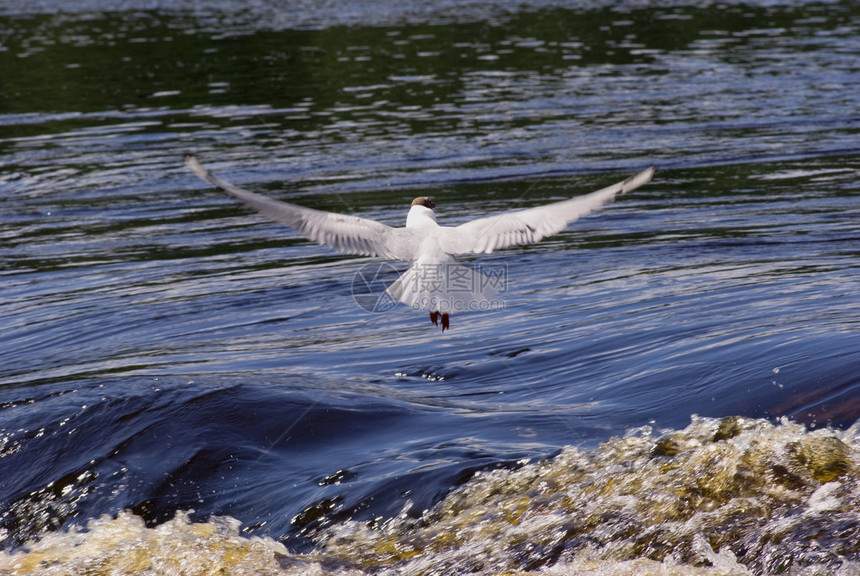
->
<box><xmin>3</xmin><ymin>415</ymin><xmax>858</xmax><ymax>575</ymax></box>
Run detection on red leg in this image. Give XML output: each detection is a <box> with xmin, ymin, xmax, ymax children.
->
<box><xmin>441</xmin><ymin>313</ymin><xmax>450</xmax><ymax>331</ymax></box>
<box><xmin>430</xmin><ymin>311</ymin><xmax>439</xmax><ymax>326</ymax></box>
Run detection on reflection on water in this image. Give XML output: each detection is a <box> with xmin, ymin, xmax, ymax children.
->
<box><xmin>1</xmin><ymin>0</ymin><xmax>859</xmax><ymax>574</ymax></box>
<box><xmin>2</xmin><ymin>1</ymin><xmax>857</xmax><ymax>192</ymax></box>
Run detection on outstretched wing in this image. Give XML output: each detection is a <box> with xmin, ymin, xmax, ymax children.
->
<box><xmin>439</xmin><ymin>167</ymin><xmax>654</xmax><ymax>255</ymax></box>
<box><xmin>186</xmin><ymin>155</ymin><xmax>418</xmax><ymax>261</ymax></box>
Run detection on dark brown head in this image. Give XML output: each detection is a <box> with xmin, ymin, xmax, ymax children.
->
<box><xmin>411</xmin><ymin>196</ymin><xmax>436</xmax><ymax>209</ymax></box>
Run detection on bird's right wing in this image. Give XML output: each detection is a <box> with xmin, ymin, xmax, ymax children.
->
<box><xmin>186</xmin><ymin>155</ymin><xmax>418</xmax><ymax>261</ymax></box>
<box><xmin>439</xmin><ymin>167</ymin><xmax>654</xmax><ymax>255</ymax></box>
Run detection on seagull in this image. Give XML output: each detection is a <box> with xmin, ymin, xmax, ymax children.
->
<box><xmin>186</xmin><ymin>155</ymin><xmax>654</xmax><ymax>331</ymax></box>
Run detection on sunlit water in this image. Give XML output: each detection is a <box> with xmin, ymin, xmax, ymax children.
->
<box><xmin>1</xmin><ymin>1</ymin><xmax>859</xmax><ymax>574</ymax></box>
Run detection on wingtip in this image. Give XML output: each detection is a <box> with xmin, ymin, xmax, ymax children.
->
<box><xmin>184</xmin><ymin>153</ymin><xmax>211</xmax><ymax>181</ymax></box>
<box><xmin>636</xmin><ymin>165</ymin><xmax>656</xmax><ymax>182</ymax></box>
<box><xmin>619</xmin><ymin>165</ymin><xmax>656</xmax><ymax>195</ymax></box>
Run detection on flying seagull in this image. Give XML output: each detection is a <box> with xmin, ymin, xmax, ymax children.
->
<box><xmin>186</xmin><ymin>155</ymin><xmax>654</xmax><ymax>331</ymax></box>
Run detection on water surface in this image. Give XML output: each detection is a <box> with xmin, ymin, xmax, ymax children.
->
<box><xmin>1</xmin><ymin>0</ymin><xmax>859</xmax><ymax>574</ymax></box>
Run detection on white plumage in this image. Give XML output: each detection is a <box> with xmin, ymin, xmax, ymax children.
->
<box><xmin>186</xmin><ymin>155</ymin><xmax>654</xmax><ymax>330</ymax></box>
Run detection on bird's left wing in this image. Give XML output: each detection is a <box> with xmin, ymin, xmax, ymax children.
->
<box><xmin>439</xmin><ymin>166</ymin><xmax>654</xmax><ymax>255</ymax></box>
<box><xmin>186</xmin><ymin>155</ymin><xmax>418</xmax><ymax>261</ymax></box>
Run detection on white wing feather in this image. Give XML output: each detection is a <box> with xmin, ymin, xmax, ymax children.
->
<box><xmin>186</xmin><ymin>155</ymin><xmax>418</xmax><ymax>260</ymax></box>
<box><xmin>440</xmin><ymin>166</ymin><xmax>654</xmax><ymax>254</ymax></box>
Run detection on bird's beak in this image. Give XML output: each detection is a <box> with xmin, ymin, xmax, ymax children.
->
<box><xmin>427</xmin><ymin>198</ymin><xmax>436</xmax><ymax>209</ymax></box>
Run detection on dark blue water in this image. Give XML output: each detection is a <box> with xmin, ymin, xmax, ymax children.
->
<box><xmin>1</xmin><ymin>1</ymin><xmax>859</xmax><ymax>574</ymax></box>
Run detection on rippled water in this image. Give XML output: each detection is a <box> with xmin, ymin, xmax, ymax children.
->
<box><xmin>1</xmin><ymin>0</ymin><xmax>859</xmax><ymax>574</ymax></box>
